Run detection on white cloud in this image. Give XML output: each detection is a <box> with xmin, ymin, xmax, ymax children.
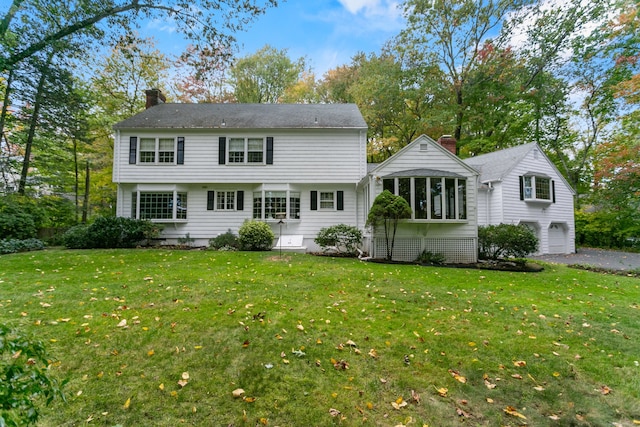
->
<box><xmin>338</xmin><ymin>0</ymin><xmax>402</xmax><ymax>18</ymax></box>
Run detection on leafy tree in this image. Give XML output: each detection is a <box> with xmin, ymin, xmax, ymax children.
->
<box><xmin>228</xmin><ymin>45</ymin><xmax>306</xmax><ymax>103</ymax></box>
<box><xmin>366</xmin><ymin>190</ymin><xmax>412</xmax><ymax>260</ymax></box>
<box><xmin>398</xmin><ymin>0</ymin><xmax>527</xmax><ymax>143</ymax></box>
<box><xmin>0</xmin><ymin>325</ymin><xmax>65</xmax><ymax>426</ymax></box>
<box><xmin>0</xmin><ymin>0</ymin><xmax>278</xmax><ymax>73</ymax></box>
<box><xmin>172</xmin><ymin>44</ymin><xmax>233</xmax><ymax>103</ymax></box>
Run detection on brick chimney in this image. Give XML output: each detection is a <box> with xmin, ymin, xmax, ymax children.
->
<box><xmin>437</xmin><ymin>135</ymin><xmax>457</xmax><ymax>155</ymax></box>
<box><xmin>145</xmin><ymin>88</ymin><xmax>166</xmax><ymax>109</ymax></box>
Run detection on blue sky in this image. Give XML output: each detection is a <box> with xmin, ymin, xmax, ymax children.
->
<box><xmin>148</xmin><ymin>0</ymin><xmax>406</xmax><ymax>77</ymax></box>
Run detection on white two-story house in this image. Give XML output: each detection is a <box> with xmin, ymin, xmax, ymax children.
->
<box><xmin>112</xmin><ymin>90</ymin><xmax>367</xmax><ymax>250</ymax></box>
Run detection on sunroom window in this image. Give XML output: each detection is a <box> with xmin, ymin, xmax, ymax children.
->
<box><xmin>383</xmin><ymin>175</ymin><xmax>467</xmax><ymax>221</ymax></box>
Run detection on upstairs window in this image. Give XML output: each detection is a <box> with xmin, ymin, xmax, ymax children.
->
<box><xmin>219</xmin><ymin>137</ymin><xmax>273</xmax><ymax>165</ymax></box>
<box><xmin>520</xmin><ymin>175</ymin><xmax>554</xmax><ymax>202</ymax></box>
<box><xmin>228</xmin><ymin>137</ymin><xmax>265</xmax><ymax>164</ymax></box>
<box><xmin>132</xmin><ymin>137</ymin><xmax>184</xmax><ymax>165</ymax></box>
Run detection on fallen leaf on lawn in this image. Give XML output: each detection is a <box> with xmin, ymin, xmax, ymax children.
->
<box><xmin>232</xmin><ymin>388</ymin><xmax>245</xmax><ymax>398</ymax></box>
<box><xmin>243</xmin><ymin>396</ymin><xmax>256</xmax><ymax>403</ymax></box>
<box><xmin>147</xmin><ymin>349</ymin><xmax>154</xmax><ymax>356</ymax></box>
<box><xmin>296</xmin><ymin>324</ymin><xmax>304</xmax><ymax>331</ymax></box>
<box><xmin>242</xmin><ymin>340</ymin><xmax>250</xmax><ymax>348</ymax></box>
<box><xmin>178</xmin><ymin>379</ymin><xmax>188</xmax><ymax>387</ymax></box>
<box><xmin>346</xmin><ymin>339</ymin><xmax>357</xmax><ymax>347</ymax></box>
<box><xmin>368</xmin><ymin>348</ymin><xmax>378</xmax><ymax>359</ymax></box>
<box><xmin>448</xmin><ymin>369</ymin><xmax>467</xmax><ymax>383</ymax></box>
<box><xmin>486</xmin><ymin>398</ymin><xmax>494</xmax><ymax>404</ymax></box>
<box><xmin>411</xmin><ymin>389</ymin><xmax>421</xmax><ymax>403</ymax></box>
<box><xmin>159</xmin><ymin>383</ymin><xmax>164</xmax><ymax>391</ymax></box>
<box><xmin>504</xmin><ymin>406</ymin><xmax>526</xmax><ymax>419</ymax></box>
<box><xmin>513</xmin><ymin>360</ymin><xmax>526</xmax><ymax>367</ymax></box>
<box><xmin>259</xmin><ymin>417</ymin><xmax>267</xmax><ymax>424</ymax></box>
<box><xmin>435</xmin><ymin>387</ymin><xmax>448</xmax><ymax>397</ymax></box>
<box><xmin>511</xmin><ymin>374</ymin><xmax>523</xmax><ymax>379</ymax></box>
<box><xmin>123</xmin><ymin>397</ymin><xmax>131</xmax><ymax>409</ymax></box>
<box><xmin>533</xmin><ymin>386</ymin><xmax>545</xmax><ymax>391</ymax></box>
<box><xmin>456</xmin><ymin>408</ymin><xmax>470</xmax><ymax>417</ymax></box>
<box><xmin>181</xmin><ymin>372</ymin><xmax>189</xmax><ymax>380</ymax></box>
<box><xmin>116</xmin><ymin>319</ymin><xmax>127</xmax><ymax>327</ymax></box>
<box><xmin>600</xmin><ymin>385</ymin><xmax>612</xmax><ymax>395</ymax></box>
<box><xmin>549</xmin><ymin>414</ymin><xmax>561</xmax><ymax>421</ymax></box>
<box><xmin>329</xmin><ymin>408</ymin><xmax>341</xmax><ymax>417</ymax></box>
<box><xmin>391</xmin><ymin>397</ymin><xmax>408</xmax><ymax>410</ymax></box>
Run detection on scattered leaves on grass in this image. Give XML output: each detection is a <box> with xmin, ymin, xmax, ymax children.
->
<box><xmin>123</xmin><ymin>397</ymin><xmax>131</xmax><ymax>409</ymax></box>
<box><xmin>232</xmin><ymin>388</ymin><xmax>245</xmax><ymax>398</ymax></box>
<box><xmin>448</xmin><ymin>369</ymin><xmax>466</xmax><ymax>383</ymax></box>
<box><xmin>392</xmin><ymin>397</ymin><xmax>408</xmax><ymax>410</ymax></box>
<box><xmin>599</xmin><ymin>385</ymin><xmax>612</xmax><ymax>395</ymax></box>
<box><xmin>504</xmin><ymin>406</ymin><xmax>526</xmax><ymax>419</ymax></box>
<box><xmin>435</xmin><ymin>387</ymin><xmax>448</xmax><ymax>397</ymax></box>
<box><xmin>329</xmin><ymin>408</ymin><xmax>341</xmax><ymax>417</ymax></box>
<box><xmin>513</xmin><ymin>360</ymin><xmax>526</xmax><ymax>367</ymax></box>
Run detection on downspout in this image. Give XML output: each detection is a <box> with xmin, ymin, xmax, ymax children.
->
<box><xmin>486</xmin><ymin>181</ymin><xmax>493</xmax><ymax>224</ymax></box>
<box><xmin>113</xmin><ymin>129</ymin><xmax>120</xmax><ymax>216</ymax></box>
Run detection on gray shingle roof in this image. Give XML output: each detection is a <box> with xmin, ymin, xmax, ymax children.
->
<box><xmin>113</xmin><ymin>103</ymin><xmax>367</xmax><ymax>130</ymax></box>
<box><xmin>463</xmin><ymin>143</ymin><xmax>537</xmax><ymax>182</ymax></box>
<box><xmin>383</xmin><ymin>168</ymin><xmax>464</xmax><ymax>178</ymax></box>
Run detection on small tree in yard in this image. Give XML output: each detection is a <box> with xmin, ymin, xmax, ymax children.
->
<box><xmin>478</xmin><ymin>224</ymin><xmax>538</xmax><ymax>261</ymax></box>
<box><xmin>366</xmin><ymin>190</ymin><xmax>412</xmax><ymax>260</ymax></box>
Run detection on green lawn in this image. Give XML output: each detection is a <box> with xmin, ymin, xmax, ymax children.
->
<box><xmin>1</xmin><ymin>249</ymin><xmax>639</xmax><ymax>426</ymax></box>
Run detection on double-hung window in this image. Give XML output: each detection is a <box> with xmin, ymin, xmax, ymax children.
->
<box><xmin>320</xmin><ymin>192</ymin><xmax>335</xmax><ymax>209</ymax></box>
<box><xmin>228</xmin><ymin>137</ymin><xmax>265</xmax><ymax>164</ymax></box>
<box><xmin>131</xmin><ymin>191</ymin><xmax>187</xmax><ymax>221</ymax></box>
<box><xmin>133</xmin><ymin>137</ymin><xmax>183</xmax><ymax>165</ymax></box>
<box><xmin>206</xmin><ymin>190</ymin><xmax>244</xmax><ymax>211</ymax></box>
<box><xmin>383</xmin><ymin>175</ymin><xmax>467</xmax><ymax>221</ymax></box>
<box><xmin>520</xmin><ymin>175</ymin><xmax>554</xmax><ymax>202</ymax></box>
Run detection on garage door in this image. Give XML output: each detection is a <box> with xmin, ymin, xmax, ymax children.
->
<box><xmin>548</xmin><ymin>223</ymin><xmax>567</xmax><ymax>254</ymax></box>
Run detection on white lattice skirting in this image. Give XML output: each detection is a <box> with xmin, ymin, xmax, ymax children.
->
<box><xmin>372</xmin><ymin>237</ymin><xmax>477</xmax><ymax>264</ymax></box>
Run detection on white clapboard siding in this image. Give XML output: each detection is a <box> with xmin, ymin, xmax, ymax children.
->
<box><xmin>114</xmin><ymin>129</ymin><xmax>365</xmax><ymax>184</ymax></box>
<box><xmin>471</xmin><ymin>144</ymin><xmax>576</xmax><ymax>254</ymax></box>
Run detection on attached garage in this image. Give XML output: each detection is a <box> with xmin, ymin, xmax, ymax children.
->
<box><xmin>548</xmin><ymin>223</ymin><xmax>568</xmax><ymax>254</ymax></box>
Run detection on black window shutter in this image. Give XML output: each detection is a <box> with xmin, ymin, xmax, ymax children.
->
<box><xmin>207</xmin><ymin>191</ymin><xmax>215</xmax><ymax>210</ymax></box>
<box><xmin>218</xmin><ymin>137</ymin><xmax>226</xmax><ymax>165</ymax></box>
<box><xmin>266</xmin><ymin>137</ymin><xmax>274</xmax><ymax>164</ymax></box>
<box><xmin>310</xmin><ymin>191</ymin><xmax>318</xmax><ymax>211</ymax></box>
<box><xmin>552</xmin><ymin>180</ymin><xmax>556</xmax><ymax>203</ymax></box>
<box><xmin>176</xmin><ymin>136</ymin><xmax>184</xmax><ymax>165</ymax></box>
<box><xmin>237</xmin><ymin>190</ymin><xmax>244</xmax><ymax>211</ymax></box>
<box><xmin>129</xmin><ymin>137</ymin><xmax>137</xmax><ymax>164</ymax></box>
<box><xmin>519</xmin><ymin>176</ymin><xmax>524</xmax><ymax>200</ymax></box>
<box><xmin>177</xmin><ymin>137</ymin><xmax>185</xmax><ymax>164</ymax></box>
<box><xmin>337</xmin><ymin>191</ymin><xmax>344</xmax><ymax>211</ymax></box>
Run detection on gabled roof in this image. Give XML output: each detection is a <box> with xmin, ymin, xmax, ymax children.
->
<box><xmin>368</xmin><ymin>134</ymin><xmax>479</xmax><ymax>177</ymax></box>
<box><xmin>113</xmin><ymin>103</ymin><xmax>367</xmax><ymax>130</ymax></box>
<box><xmin>463</xmin><ymin>142</ymin><xmax>537</xmax><ymax>183</ymax></box>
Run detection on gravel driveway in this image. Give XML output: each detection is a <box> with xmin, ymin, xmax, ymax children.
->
<box><xmin>531</xmin><ymin>248</ymin><xmax>640</xmax><ymax>272</ymax></box>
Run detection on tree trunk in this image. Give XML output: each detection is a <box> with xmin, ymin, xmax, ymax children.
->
<box><xmin>18</xmin><ymin>53</ymin><xmax>53</xmax><ymax>195</ymax></box>
<box><xmin>82</xmin><ymin>160</ymin><xmax>90</xmax><ymax>223</ymax></box>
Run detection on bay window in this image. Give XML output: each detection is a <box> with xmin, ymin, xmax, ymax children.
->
<box><xmin>253</xmin><ymin>190</ymin><xmax>301</xmax><ymax>220</ymax></box>
<box><xmin>132</xmin><ymin>191</ymin><xmax>187</xmax><ymax>220</ymax></box>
